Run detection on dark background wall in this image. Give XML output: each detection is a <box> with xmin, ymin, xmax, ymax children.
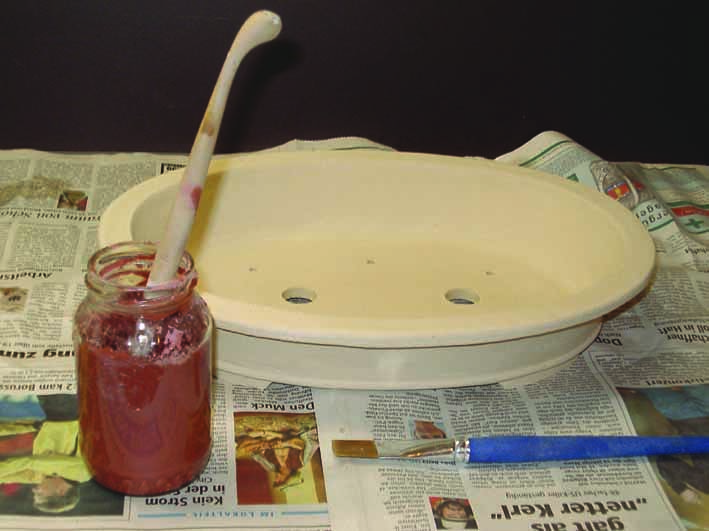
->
<box><xmin>1</xmin><ymin>2</ymin><xmax>707</xmax><ymax>164</ymax></box>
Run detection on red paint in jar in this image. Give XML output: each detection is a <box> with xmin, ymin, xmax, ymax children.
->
<box><xmin>74</xmin><ymin>241</ymin><xmax>212</xmax><ymax>495</ymax></box>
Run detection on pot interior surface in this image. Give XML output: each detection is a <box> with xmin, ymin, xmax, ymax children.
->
<box><xmin>102</xmin><ymin>151</ymin><xmax>654</xmax><ymax>348</ymax></box>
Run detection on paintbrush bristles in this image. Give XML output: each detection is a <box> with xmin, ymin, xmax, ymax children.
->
<box><xmin>331</xmin><ymin>440</ymin><xmax>380</xmax><ymax>458</ymax></box>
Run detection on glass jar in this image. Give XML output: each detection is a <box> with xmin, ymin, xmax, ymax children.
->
<box><xmin>74</xmin><ymin>241</ymin><xmax>212</xmax><ymax>495</ymax></box>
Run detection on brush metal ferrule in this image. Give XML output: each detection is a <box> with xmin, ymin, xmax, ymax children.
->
<box><xmin>375</xmin><ymin>438</ymin><xmax>457</xmax><ymax>459</ymax></box>
<box><xmin>454</xmin><ymin>438</ymin><xmax>470</xmax><ymax>464</ymax></box>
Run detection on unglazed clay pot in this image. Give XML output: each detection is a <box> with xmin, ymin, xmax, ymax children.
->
<box><xmin>99</xmin><ymin>150</ymin><xmax>655</xmax><ymax>389</ymax></box>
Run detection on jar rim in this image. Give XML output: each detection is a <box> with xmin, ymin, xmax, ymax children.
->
<box><xmin>85</xmin><ymin>241</ymin><xmax>197</xmax><ymax>308</ymax></box>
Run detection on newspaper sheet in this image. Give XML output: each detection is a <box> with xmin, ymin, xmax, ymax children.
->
<box><xmin>1</xmin><ymin>134</ymin><xmax>709</xmax><ymax>530</ymax></box>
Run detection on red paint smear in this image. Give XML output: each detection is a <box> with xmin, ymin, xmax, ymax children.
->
<box><xmin>190</xmin><ymin>186</ymin><xmax>202</xmax><ymax>210</ymax></box>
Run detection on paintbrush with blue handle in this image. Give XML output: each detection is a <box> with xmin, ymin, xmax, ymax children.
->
<box><xmin>332</xmin><ymin>435</ymin><xmax>709</xmax><ymax>463</ymax></box>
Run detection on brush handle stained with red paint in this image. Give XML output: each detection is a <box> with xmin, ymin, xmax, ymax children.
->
<box><xmin>148</xmin><ymin>11</ymin><xmax>282</xmax><ymax>286</ymax></box>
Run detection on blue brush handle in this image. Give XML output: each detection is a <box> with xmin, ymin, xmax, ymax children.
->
<box><xmin>467</xmin><ymin>435</ymin><xmax>709</xmax><ymax>463</ymax></box>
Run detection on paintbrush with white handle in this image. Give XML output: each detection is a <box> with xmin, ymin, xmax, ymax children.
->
<box><xmin>148</xmin><ymin>10</ymin><xmax>282</xmax><ymax>286</ymax></box>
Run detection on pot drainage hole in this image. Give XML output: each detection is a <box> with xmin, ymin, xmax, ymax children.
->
<box><xmin>282</xmin><ymin>287</ymin><xmax>316</xmax><ymax>304</ymax></box>
<box><xmin>445</xmin><ymin>288</ymin><xmax>479</xmax><ymax>305</ymax></box>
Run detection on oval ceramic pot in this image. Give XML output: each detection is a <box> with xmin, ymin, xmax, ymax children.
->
<box><xmin>99</xmin><ymin>150</ymin><xmax>655</xmax><ymax>389</ymax></box>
